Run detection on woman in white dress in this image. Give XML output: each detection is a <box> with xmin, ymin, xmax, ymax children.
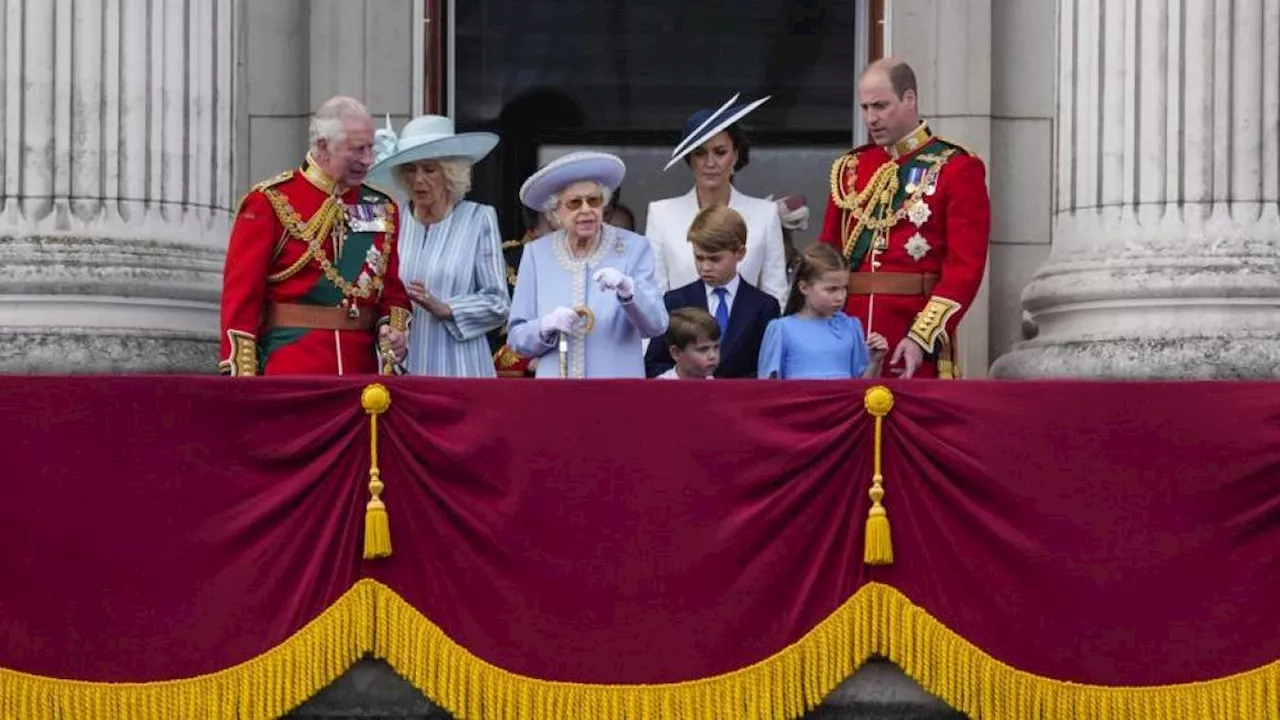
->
<box><xmin>644</xmin><ymin>94</ymin><xmax>788</xmax><ymax>308</ymax></box>
<box><xmin>367</xmin><ymin>115</ymin><xmax>509</xmax><ymax>377</ymax></box>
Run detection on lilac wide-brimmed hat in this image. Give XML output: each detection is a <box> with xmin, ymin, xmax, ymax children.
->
<box><xmin>519</xmin><ymin>151</ymin><xmax>627</xmax><ymax>211</ymax></box>
<box><xmin>663</xmin><ymin>93</ymin><xmax>771</xmax><ymax>171</ymax></box>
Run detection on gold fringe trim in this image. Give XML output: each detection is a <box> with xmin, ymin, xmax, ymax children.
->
<box><xmin>0</xmin><ymin>581</ymin><xmax>375</xmax><ymax>720</ymax></box>
<box><xmin>374</xmin><ymin>581</ymin><xmax>1280</xmax><ymax>720</ymax></box>
<box><xmin>3</xmin><ymin>580</ymin><xmax>1278</xmax><ymax>720</ymax></box>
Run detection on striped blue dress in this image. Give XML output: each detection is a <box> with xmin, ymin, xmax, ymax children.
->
<box><xmin>397</xmin><ymin>200</ymin><xmax>510</xmax><ymax>377</ymax></box>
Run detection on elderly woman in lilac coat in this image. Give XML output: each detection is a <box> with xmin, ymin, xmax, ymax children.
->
<box><xmin>506</xmin><ymin>152</ymin><xmax>668</xmax><ymax>378</ymax></box>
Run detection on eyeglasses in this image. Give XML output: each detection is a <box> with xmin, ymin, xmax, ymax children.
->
<box><xmin>560</xmin><ymin>195</ymin><xmax>605</xmax><ymax>211</ymax></box>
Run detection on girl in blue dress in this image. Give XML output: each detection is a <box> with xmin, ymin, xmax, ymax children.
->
<box><xmin>757</xmin><ymin>244</ymin><xmax>887</xmax><ymax>379</ymax></box>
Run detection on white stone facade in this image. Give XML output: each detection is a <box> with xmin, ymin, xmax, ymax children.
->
<box><xmin>0</xmin><ymin>0</ymin><xmax>237</xmax><ymax>372</ymax></box>
<box><xmin>993</xmin><ymin>0</ymin><xmax>1280</xmax><ymax>378</ymax></box>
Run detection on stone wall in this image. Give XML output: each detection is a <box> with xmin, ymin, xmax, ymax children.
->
<box><xmin>887</xmin><ymin>0</ymin><xmax>1058</xmax><ymax>375</ymax></box>
<box><xmin>287</xmin><ymin>659</ymin><xmax>967</xmax><ymax>720</ymax></box>
<box><xmin>993</xmin><ymin>0</ymin><xmax>1280</xmax><ymax>378</ymax></box>
<box><xmin>0</xmin><ymin>0</ymin><xmax>237</xmax><ymax>372</ymax></box>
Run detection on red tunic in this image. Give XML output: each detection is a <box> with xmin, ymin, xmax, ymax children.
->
<box><xmin>219</xmin><ymin>159</ymin><xmax>412</xmax><ymax>376</ymax></box>
<box><xmin>818</xmin><ymin>124</ymin><xmax>990</xmax><ymax>378</ymax></box>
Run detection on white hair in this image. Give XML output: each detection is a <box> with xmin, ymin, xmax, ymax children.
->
<box><xmin>308</xmin><ymin>96</ymin><xmax>371</xmax><ymax>151</ymax></box>
<box><xmin>392</xmin><ymin>158</ymin><xmax>473</xmax><ymax>203</ymax></box>
<box><xmin>540</xmin><ymin>182</ymin><xmax>613</xmax><ymax>215</ymax></box>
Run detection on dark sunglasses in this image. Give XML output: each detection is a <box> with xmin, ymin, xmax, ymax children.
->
<box><xmin>561</xmin><ymin>195</ymin><xmax>605</xmax><ymax>211</ymax></box>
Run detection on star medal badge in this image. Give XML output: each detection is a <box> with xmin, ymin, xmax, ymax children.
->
<box><xmin>907</xmin><ymin>198</ymin><xmax>932</xmax><ymax>227</ymax></box>
<box><xmin>905</xmin><ymin>232</ymin><xmax>932</xmax><ymax>261</ymax></box>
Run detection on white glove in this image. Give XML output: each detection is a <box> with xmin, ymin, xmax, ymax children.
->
<box><xmin>540</xmin><ymin>306</ymin><xmax>580</xmax><ymax>336</ymax></box>
<box><xmin>593</xmin><ymin>267</ymin><xmax>634</xmax><ymax>297</ymax></box>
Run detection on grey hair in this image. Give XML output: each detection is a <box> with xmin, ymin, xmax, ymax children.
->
<box><xmin>391</xmin><ymin>158</ymin><xmax>474</xmax><ymax>203</ymax></box>
<box><xmin>308</xmin><ymin>96</ymin><xmax>371</xmax><ymax>151</ymax></box>
<box><xmin>540</xmin><ymin>182</ymin><xmax>613</xmax><ymax>215</ymax></box>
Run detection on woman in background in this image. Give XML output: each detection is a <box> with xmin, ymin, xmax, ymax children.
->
<box><xmin>645</xmin><ymin>94</ymin><xmax>788</xmax><ymax>308</ymax></box>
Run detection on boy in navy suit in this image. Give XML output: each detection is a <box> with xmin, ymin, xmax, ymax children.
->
<box><xmin>645</xmin><ymin>206</ymin><xmax>780</xmax><ymax>378</ymax></box>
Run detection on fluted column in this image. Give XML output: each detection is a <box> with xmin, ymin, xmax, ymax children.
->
<box><xmin>993</xmin><ymin>0</ymin><xmax>1280</xmax><ymax>379</ymax></box>
<box><xmin>0</xmin><ymin>0</ymin><xmax>239</xmax><ymax>372</ymax></box>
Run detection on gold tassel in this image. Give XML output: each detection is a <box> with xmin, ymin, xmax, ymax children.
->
<box><xmin>863</xmin><ymin>385</ymin><xmax>895</xmax><ymax>566</ymax></box>
<box><xmin>362</xmin><ymin>383</ymin><xmax>393</xmax><ymax>560</ymax></box>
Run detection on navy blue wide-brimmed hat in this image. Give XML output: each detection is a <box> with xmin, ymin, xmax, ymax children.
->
<box><xmin>663</xmin><ymin>93</ymin><xmax>771</xmax><ymax>171</ymax></box>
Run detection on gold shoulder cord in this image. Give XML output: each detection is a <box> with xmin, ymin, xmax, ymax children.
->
<box><xmin>828</xmin><ymin>151</ymin><xmax>905</xmax><ymax>258</ymax></box>
<box><xmin>262</xmin><ymin>188</ymin><xmax>389</xmax><ymax>300</ymax></box>
<box><xmin>829</xmin><ymin>154</ymin><xmax>859</xmax><ymax>211</ymax></box>
<box><xmin>262</xmin><ymin>190</ymin><xmax>340</xmax><ymax>283</ymax></box>
<box><xmin>843</xmin><ymin>163</ymin><xmax>901</xmax><ymax>259</ymax></box>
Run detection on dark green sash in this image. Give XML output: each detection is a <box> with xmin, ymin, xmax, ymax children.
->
<box><xmin>847</xmin><ymin>139</ymin><xmax>946</xmax><ymax>271</ymax></box>
<box><xmin>258</xmin><ymin>227</ymin><xmax>380</xmax><ymax>371</ymax></box>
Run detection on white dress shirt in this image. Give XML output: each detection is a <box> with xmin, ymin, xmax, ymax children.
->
<box><xmin>704</xmin><ymin>274</ymin><xmax>741</xmax><ymax>318</ymax></box>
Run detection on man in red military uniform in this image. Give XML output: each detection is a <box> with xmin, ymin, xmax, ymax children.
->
<box><xmin>819</xmin><ymin>58</ymin><xmax>990</xmax><ymax>378</ymax></box>
<box><xmin>220</xmin><ymin>96</ymin><xmax>411</xmax><ymax>376</ymax></box>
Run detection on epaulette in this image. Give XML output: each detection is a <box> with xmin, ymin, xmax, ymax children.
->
<box><xmin>254</xmin><ymin>169</ymin><xmax>294</xmax><ymax>192</ymax></box>
<box><xmin>933</xmin><ymin>136</ymin><xmax>980</xmax><ymax>161</ymax></box>
<box><xmin>234</xmin><ymin>170</ymin><xmax>294</xmax><ymax>215</ymax></box>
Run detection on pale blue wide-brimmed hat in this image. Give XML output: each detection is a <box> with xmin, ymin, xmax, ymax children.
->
<box><xmin>519</xmin><ymin>151</ymin><xmax>627</xmax><ymax>211</ymax></box>
<box><xmin>367</xmin><ymin>114</ymin><xmax>499</xmax><ymax>183</ymax></box>
<box><xmin>663</xmin><ymin>93</ymin><xmax>771</xmax><ymax>171</ymax></box>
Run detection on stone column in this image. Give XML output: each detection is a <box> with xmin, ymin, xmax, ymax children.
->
<box><xmin>0</xmin><ymin>0</ymin><xmax>239</xmax><ymax>372</ymax></box>
<box><xmin>993</xmin><ymin>0</ymin><xmax>1280</xmax><ymax>379</ymax></box>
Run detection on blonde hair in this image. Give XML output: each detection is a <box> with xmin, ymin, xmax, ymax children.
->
<box><xmin>687</xmin><ymin>206</ymin><xmax>747</xmax><ymax>254</ymax></box>
<box><xmin>391</xmin><ymin>157</ymin><xmax>473</xmax><ymax>203</ymax></box>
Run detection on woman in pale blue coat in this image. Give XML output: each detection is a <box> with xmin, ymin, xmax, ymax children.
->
<box><xmin>368</xmin><ymin>115</ymin><xmax>509</xmax><ymax>377</ymax></box>
<box><xmin>507</xmin><ymin>152</ymin><xmax>668</xmax><ymax>378</ymax></box>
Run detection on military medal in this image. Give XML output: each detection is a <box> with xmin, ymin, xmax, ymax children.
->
<box><xmin>905</xmin><ymin>166</ymin><xmax>926</xmax><ymax>195</ymax></box>
<box><xmin>905</xmin><ymin>233</ymin><xmax>932</xmax><ymax>261</ymax></box>
<box><xmin>907</xmin><ymin>199</ymin><xmax>932</xmax><ymax>227</ymax></box>
<box><xmin>348</xmin><ymin>203</ymin><xmax>387</xmax><ymax>233</ymax></box>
